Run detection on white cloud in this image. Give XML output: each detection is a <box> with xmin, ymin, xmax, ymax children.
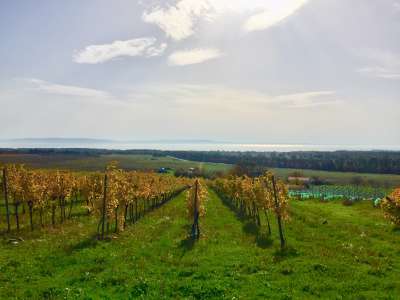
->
<box><xmin>125</xmin><ymin>84</ymin><xmax>338</xmax><ymax>110</ymax></box>
<box><xmin>357</xmin><ymin>67</ymin><xmax>400</xmax><ymax>80</ymax></box>
<box><xmin>168</xmin><ymin>48</ymin><xmax>222</xmax><ymax>66</ymax></box>
<box><xmin>19</xmin><ymin>78</ymin><xmax>339</xmax><ymax>109</ymax></box>
<box><xmin>243</xmin><ymin>0</ymin><xmax>309</xmax><ymax>32</ymax></box>
<box><xmin>24</xmin><ymin>78</ymin><xmax>111</xmax><ymax>98</ymax></box>
<box><xmin>142</xmin><ymin>0</ymin><xmax>211</xmax><ymax>41</ymax></box>
<box><xmin>73</xmin><ymin>38</ymin><xmax>166</xmax><ymax>64</ymax></box>
<box><xmin>146</xmin><ymin>43</ymin><xmax>168</xmax><ymax>57</ymax></box>
<box><xmin>142</xmin><ymin>0</ymin><xmax>309</xmax><ymax>40</ymax></box>
<box><xmin>273</xmin><ymin>91</ymin><xmax>339</xmax><ymax>108</ymax></box>
<box><xmin>207</xmin><ymin>0</ymin><xmax>277</xmax><ymax>13</ymax></box>
<box><xmin>357</xmin><ymin>49</ymin><xmax>400</xmax><ymax>80</ymax></box>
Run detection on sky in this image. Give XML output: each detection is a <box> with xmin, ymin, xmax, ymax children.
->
<box><xmin>0</xmin><ymin>0</ymin><xmax>399</xmax><ymax>145</ymax></box>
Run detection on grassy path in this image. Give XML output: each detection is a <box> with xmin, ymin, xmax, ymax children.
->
<box><xmin>1</xmin><ymin>189</ymin><xmax>400</xmax><ymax>299</ymax></box>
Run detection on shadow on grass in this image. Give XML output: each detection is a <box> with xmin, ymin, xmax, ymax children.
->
<box><xmin>216</xmin><ymin>192</ymin><xmax>273</xmax><ymax>249</ymax></box>
<box><xmin>255</xmin><ymin>233</ymin><xmax>274</xmax><ymax>249</ymax></box>
<box><xmin>273</xmin><ymin>246</ymin><xmax>299</xmax><ymax>262</ymax></box>
<box><xmin>65</xmin><ymin>233</ymin><xmax>105</xmax><ymax>254</ymax></box>
<box><xmin>178</xmin><ymin>224</ymin><xmax>197</xmax><ymax>256</ymax></box>
<box><xmin>243</xmin><ymin>221</ymin><xmax>260</xmax><ymax>235</ymax></box>
<box><xmin>179</xmin><ymin>236</ymin><xmax>196</xmax><ymax>251</ymax></box>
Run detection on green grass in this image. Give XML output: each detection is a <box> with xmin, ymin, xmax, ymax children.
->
<box><xmin>0</xmin><ymin>154</ymin><xmax>232</xmax><ymax>175</ymax></box>
<box><xmin>2</xmin><ymin>153</ymin><xmax>399</xmax><ymax>187</ymax></box>
<box><xmin>1</xmin><ymin>190</ymin><xmax>399</xmax><ymax>299</ymax></box>
<box><xmin>271</xmin><ymin>167</ymin><xmax>400</xmax><ymax>187</ymax></box>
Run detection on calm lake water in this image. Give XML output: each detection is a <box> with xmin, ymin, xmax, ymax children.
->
<box><xmin>1</xmin><ymin>141</ymin><xmax>399</xmax><ymax>152</ymax></box>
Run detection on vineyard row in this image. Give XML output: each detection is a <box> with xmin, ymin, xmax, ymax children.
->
<box><xmin>1</xmin><ymin>163</ymin><xmax>189</xmax><ymax>238</ymax></box>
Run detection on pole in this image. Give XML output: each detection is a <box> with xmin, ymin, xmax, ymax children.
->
<box><xmin>272</xmin><ymin>175</ymin><xmax>286</xmax><ymax>250</ymax></box>
<box><xmin>2</xmin><ymin>167</ymin><xmax>11</xmax><ymax>232</ymax></box>
<box><xmin>28</xmin><ymin>201</ymin><xmax>34</xmax><ymax>231</ymax></box>
<box><xmin>192</xmin><ymin>180</ymin><xmax>199</xmax><ymax>239</ymax></box>
<box><xmin>101</xmin><ymin>173</ymin><xmax>108</xmax><ymax>240</ymax></box>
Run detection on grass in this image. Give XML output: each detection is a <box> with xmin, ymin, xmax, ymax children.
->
<box><xmin>271</xmin><ymin>167</ymin><xmax>400</xmax><ymax>187</ymax></box>
<box><xmin>1</xmin><ymin>153</ymin><xmax>399</xmax><ymax>187</ymax></box>
<box><xmin>0</xmin><ymin>189</ymin><xmax>399</xmax><ymax>299</ymax></box>
<box><xmin>0</xmin><ymin>153</ymin><xmax>232</xmax><ymax>175</ymax></box>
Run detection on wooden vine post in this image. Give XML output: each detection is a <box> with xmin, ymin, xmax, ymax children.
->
<box><xmin>2</xmin><ymin>167</ymin><xmax>11</xmax><ymax>232</ymax></box>
<box><xmin>28</xmin><ymin>201</ymin><xmax>34</xmax><ymax>231</ymax></box>
<box><xmin>100</xmin><ymin>173</ymin><xmax>108</xmax><ymax>240</ymax></box>
<box><xmin>191</xmin><ymin>179</ymin><xmax>200</xmax><ymax>240</ymax></box>
<box><xmin>51</xmin><ymin>200</ymin><xmax>56</xmax><ymax>227</ymax></box>
<box><xmin>114</xmin><ymin>207</ymin><xmax>118</xmax><ymax>233</ymax></box>
<box><xmin>271</xmin><ymin>175</ymin><xmax>286</xmax><ymax>250</ymax></box>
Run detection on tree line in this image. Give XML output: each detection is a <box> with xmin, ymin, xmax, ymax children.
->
<box><xmin>1</xmin><ymin>148</ymin><xmax>400</xmax><ymax>175</ymax></box>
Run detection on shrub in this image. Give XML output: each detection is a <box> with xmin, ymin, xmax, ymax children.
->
<box><xmin>381</xmin><ymin>188</ymin><xmax>400</xmax><ymax>227</ymax></box>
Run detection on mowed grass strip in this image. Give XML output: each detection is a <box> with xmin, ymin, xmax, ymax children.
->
<box><xmin>0</xmin><ymin>190</ymin><xmax>399</xmax><ymax>299</ymax></box>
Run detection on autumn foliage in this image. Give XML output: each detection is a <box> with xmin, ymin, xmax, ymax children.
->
<box><xmin>382</xmin><ymin>188</ymin><xmax>400</xmax><ymax>227</ymax></box>
<box><xmin>210</xmin><ymin>172</ymin><xmax>289</xmax><ymax>249</ymax></box>
<box><xmin>1</xmin><ymin>163</ymin><xmax>187</xmax><ymax>235</ymax></box>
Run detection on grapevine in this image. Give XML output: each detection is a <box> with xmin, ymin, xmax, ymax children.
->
<box><xmin>1</xmin><ymin>163</ymin><xmax>187</xmax><ymax>237</ymax></box>
<box><xmin>381</xmin><ymin>188</ymin><xmax>400</xmax><ymax>227</ymax></box>
<box><xmin>210</xmin><ymin>172</ymin><xmax>290</xmax><ymax>249</ymax></box>
<box><xmin>186</xmin><ymin>179</ymin><xmax>208</xmax><ymax>239</ymax></box>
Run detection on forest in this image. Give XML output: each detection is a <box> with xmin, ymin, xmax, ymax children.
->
<box><xmin>1</xmin><ymin>148</ymin><xmax>399</xmax><ymax>175</ymax></box>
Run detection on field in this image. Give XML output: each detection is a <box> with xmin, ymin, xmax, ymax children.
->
<box><xmin>1</xmin><ymin>153</ymin><xmax>400</xmax><ymax>188</ymax></box>
<box><xmin>289</xmin><ymin>185</ymin><xmax>392</xmax><ymax>201</ymax></box>
<box><xmin>1</xmin><ymin>189</ymin><xmax>399</xmax><ymax>299</ymax></box>
<box><xmin>271</xmin><ymin>168</ymin><xmax>400</xmax><ymax>187</ymax></box>
<box><xmin>0</xmin><ymin>154</ymin><xmax>231</xmax><ymax>175</ymax></box>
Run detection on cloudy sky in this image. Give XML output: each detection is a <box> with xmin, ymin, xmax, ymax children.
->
<box><xmin>0</xmin><ymin>0</ymin><xmax>399</xmax><ymax>145</ymax></box>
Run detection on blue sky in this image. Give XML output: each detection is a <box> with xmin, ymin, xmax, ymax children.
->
<box><xmin>0</xmin><ymin>0</ymin><xmax>399</xmax><ymax>145</ymax></box>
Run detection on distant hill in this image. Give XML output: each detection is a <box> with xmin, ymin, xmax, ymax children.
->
<box><xmin>3</xmin><ymin>138</ymin><xmax>114</xmax><ymax>144</ymax></box>
<box><xmin>1</xmin><ymin>138</ymin><xmax>219</xmax><ymax>145</ymax></box>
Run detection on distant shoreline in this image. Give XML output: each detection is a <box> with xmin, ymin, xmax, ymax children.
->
<box><xmin>0</xmin><ymin>140</ymin><xmax>399</xmax><ymax>152</ymax></box>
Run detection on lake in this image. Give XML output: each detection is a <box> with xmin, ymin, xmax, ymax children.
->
<box><xmin>1</xmin><ymin>141</ymin><xmax>399</xmax><ymax>152</ymax></box>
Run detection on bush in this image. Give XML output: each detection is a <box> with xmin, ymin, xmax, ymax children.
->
<box><xmin>381</xmin><ymin>188</ymin><xmax>400</xmax><ymax>227</ymax></box>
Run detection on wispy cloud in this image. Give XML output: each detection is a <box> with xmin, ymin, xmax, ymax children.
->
<box><xmin>73</xmin><ymin>38</ymin><xmax>167</xmax><ymax>64</ymax></box>
<box><xmin>273</xmin><ymin>91</ymin><xmax>339</xmax><ymax>108</ymax></box>
<box><xmin>243</xmin><ymin>0</ymin><xmax>309</xmax><ymax>32</ymax></box>
<box><xmin>125</xmin><ymin>84</ymin><xmax>339</xmax><ymax>110</ymax></box>
<box><xmin>357</xmin><ymin>49</ymin><xmax>400</xmax><ymax>80</ymax></box>
<box><xmin>142</xmin><ymin>0</ymin><xmax>308</xmax><ymax>40</ymax></box>
<box><xmin>357</xmin><ymin>67</ymin><xmax>400</xmax><ymax>80</ymax></box>
<box><xmin>23</xmin><ymin>78</ymin><xmax>111</xmax><ymax>98</ymax></box>
<box><xmin>168</xmin><ymin>48</ymin><xmax>222</xmax><ymax>66</ymax></box>
<box><xmin>21</xmin><ymin>79</ymin><xmax>339</xmax><ymax>110</ymax></box>
<box><xmin>146</xmin><ymin>43</ymin><xmax>168</xmax><ymax>57</ymax></box>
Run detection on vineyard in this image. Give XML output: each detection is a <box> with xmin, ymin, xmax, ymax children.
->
<box><xmin>2</xmin><ymin>0</ymin><xmax>400</xmax><ymax>297</ymax></box>
<box><xmin>0</xmin><ymin>163</ymin><xmax>188</xmax><ymax>237</ymax></box>
<box><xmin>211</xmin><ymin>173</ymin><xmax>290</xmax><ymax>249</ymax></box>
<box><xmin>0</xmin><ymin>164</ymin><xmax>400</xmax><ymax>299</ymax></box>
<box><xmin>0</xmin><ymin>165</ymin><xmax>290</xmax><ymax>246</ymax></box>
<box><xmin>289</xmin><ymin>184</ymin><xmax>392</xmax><ymax>201</ymax></box>
<box><xmin>186</xmin><ymin>179</ymin><xmax>208</xmax><ymax>239</ymax></box>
